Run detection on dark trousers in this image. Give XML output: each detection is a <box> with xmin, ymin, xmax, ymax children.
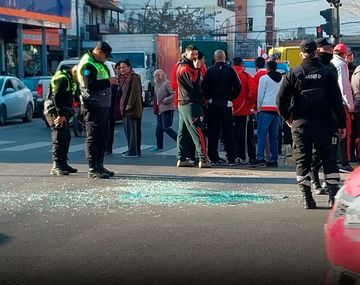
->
<box><xmin>124</xmin><ymin>117</ymin><xmax>142</xmax><ymax>156</ymax></box>
<box><xmin>83</xmin><ymin>106</ymin><xmax>108</xmax><ymax>168</ymax></box>
<box><xmin>206</xmin><ymin>103</ymin><xmax>235</xmax><ymax>162</ymax></box>
<box><xmin>51</xmin><ymin>116</ymin><xmax>71</xmax><ymax>165</ymax></box>
<box><xmin>105</xmin><ymin>107</ymin><xmax>116</xmax><ymax>153</ymax></box>
<box><xmin>177</xmin><ymin>103</ymin><xmax>208</xmax><ymax>162</ymax></box>
<box><xmin>233</xmin><ymin>115</ymin><xmax>256</xmax><ymax>161</ymax></box>
<box><xmin>338</xmin><ymin>109</ymin><xmax>351</xmax><ymax>165</ymax></box>
<box><xmin>352</xmin><ymin>112</ymin><xmax>360</xmax><ymax>160</ymax></box>
<box><xmin>156</xmin><ymin>110</ymin><xmax>177</xmax><ymax>149</ymax></box>
<box><xmin>292</xmin><ymin>121</ymin><xmax>339</xmax><ymax>187</ymax></box>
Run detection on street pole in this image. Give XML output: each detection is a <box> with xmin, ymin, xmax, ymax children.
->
<box><xmin>76</xmin><ymin>0</ymin><xmax>81</xmax><ymax>57</ymax></box>
<box><xmin>143</xmin><ymin>0</ymin><xmax>151</xmax><ymax>34</ymax></box>
<box><xmin>335</xmin><ymin>2</ymin><xmax>341</xmax><ymax>44</ymax></box>
<box><xmin>17</xmin><ymin>24</ymin><xmax>24</xmax><ymax>79</ymax></box>
<box><xmin>41</xmin><ymin>27</ymin><xmax>47</xmax><ymax>76</ymax></box>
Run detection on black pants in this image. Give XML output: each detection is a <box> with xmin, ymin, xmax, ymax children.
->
<box><xmin>155</xmin><ymin>110</ymin><xmax>177</xmax><ymax>149</ymax></box>
<box><xmin>105</xmin><ymin>107</ymin><xmax>116</xmax><ymax>153</ymax></box>
<box><xmin>233</xmin><ymin>115</ymin><xmax>256</xmax><ymax>161</ymax></box>
<box><xmin>292</xmin><ymin>120</ymin><xmax>339</xmax><ymax>187</ymax></box>
<box><xmin>51</xmin><ymin>115</ymin><xmax>71</xmax><ymax>165</ymax></box>
<box><xmin>123</xmin><ymin>117</ymin><xmax>142</xmax><ymax>156</ymax></box>
<box><xmin>83</xmin><ymin>106</ymin><xmax>108</xmax><ymax>168</ymax></box>
<box><xmin>206</xmin><ymin>103</ymin><xmax>235</xmax><ymax>162</ymax></box>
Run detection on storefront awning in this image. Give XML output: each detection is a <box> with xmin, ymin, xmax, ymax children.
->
<box><xmin>85</xmin><ymin>0</ymin><xmax>124</xmax><ymax>13</ymax></box>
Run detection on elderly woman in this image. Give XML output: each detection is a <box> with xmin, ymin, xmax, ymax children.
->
<box><xmin>151</xmin><ymin>69</ymin><xmax>177</xmax><ymax>151</ymax></box>
<box><xmin>118</xmin><ymin>59</ymin><xmax>143</xmax><ymax>158</ymax></box>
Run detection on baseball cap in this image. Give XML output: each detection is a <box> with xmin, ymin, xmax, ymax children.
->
<box><xmin>334</xmin><ymin>43</ymin><xmax>348</xmax><ymax>55</ymax></box>
<box><xmin>299</xmin><ymin>39</ymin><xmax>317</xmax><ymax>53</ymax></box>
<box><xmin>94</xmin><ymin>41</ymin><xmax>112</xmax><ymax>58</ymax></box>
<box><xmin>315</xmin><ymin>37</ymin><xmax>334</xmax><ymax>48</ymax></box>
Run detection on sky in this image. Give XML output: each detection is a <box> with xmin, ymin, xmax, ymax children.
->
<box><xmin>120</xmin><ymin>0</ymin><xmax>360</xmax><ymax>36</ymax></box>
<box><xmin>275</xmin><ymin>0</ymin><xmax>359</xmax><ymax>36</ymax></box>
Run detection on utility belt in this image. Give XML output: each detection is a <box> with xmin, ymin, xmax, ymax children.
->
<box><xmin>80</xmin><ymin>89</ymin><xmax>111</xmax><ymax>109</ymax></box>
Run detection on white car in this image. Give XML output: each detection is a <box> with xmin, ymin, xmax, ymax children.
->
<box><xmin>0</xmin><ymin>76</ymin><xmax>34</xmax><ymax>125</ymax></box>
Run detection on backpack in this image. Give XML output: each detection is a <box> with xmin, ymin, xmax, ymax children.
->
<box><xmin>293</xmin><ymin>65</ymin><xmax>329</xmax><ymax>110</ymax></box>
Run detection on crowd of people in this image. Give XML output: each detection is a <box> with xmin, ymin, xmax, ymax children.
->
<box><xmin>44</xmin><ymin>40</ymin><xmax>360</xmax><ymax>209</ymax></box>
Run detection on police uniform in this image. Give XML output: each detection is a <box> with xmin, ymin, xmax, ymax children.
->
<box><xmin>277</xmin><ymin>39</ymin><xmax>346</xmax><ymax>208</ymax></box>
<box><xmin>47</xmin><ymin>69</ymin><xmax>77</xmax><ymax>175</ymax></box>
<box><xmin>77</xmin><ymin>42</ymin><xmax>114</xmax><ymax>179</ymax></box>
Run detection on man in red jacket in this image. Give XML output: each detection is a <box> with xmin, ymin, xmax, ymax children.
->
<box><xmin>232</xmin><ymin>57</ymin><xmax>257</xmax><ymax>164</ymax></box>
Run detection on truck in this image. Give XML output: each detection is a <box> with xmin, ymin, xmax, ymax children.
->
<box><xmin>268</xmin><ymin>46</ymin><xmax>301</xmax><ymax>68</ymax></box>
<box><xmin>102</xmin><ymin>33</ymin><xmax>180</xmax><ymax>106</ymax></box>
<box><xmin>181</xmin><ymin>40</ymin><xmax>228</xmax><ymax>66</ymax></box>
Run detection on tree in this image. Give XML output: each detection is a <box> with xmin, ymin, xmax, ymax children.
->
<box><xmin>122</xmin><ymin>1</ymin><xmax>218</xmax><ymax>39</ymax></box>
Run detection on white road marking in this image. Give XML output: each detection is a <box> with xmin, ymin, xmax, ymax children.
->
<box><xmin>0</xmin><ymin>140</ymin><xmax>14</xmax><ymax>145</ymax></box>
<box><xmin>0</xmin><ymin>142</ymin><xmax>51</xmax><ymax>151</ymax></box>
<box><xmin>68</xmin><ymin>144</ymin><xmax>85</xmax><ymax>153</ymax></box>
<box><xmin>113</xmin><ymin>144</ymin><xmax>154</xmax><ymax>154</ymax></box>
<box><xmin>157</xmin><ymin>147</ymin><xmax>177</xmax><ymax>156</ymax></box>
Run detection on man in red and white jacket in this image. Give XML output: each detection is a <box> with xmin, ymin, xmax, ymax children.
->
<box><xmin>251</xmin><ymin>60</ymin><xmax>283</xmax><ymax>167</ymax></box>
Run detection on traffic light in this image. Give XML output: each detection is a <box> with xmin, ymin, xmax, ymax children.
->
<box><xmin>320</xmin><ymin>8</ymin><xmax>335</xmax><ymax>35</ymax></box>
<box><xmin>316</xmin><ymin>26</ymin><xmax>323</xmax><ymax>38</ymax></box>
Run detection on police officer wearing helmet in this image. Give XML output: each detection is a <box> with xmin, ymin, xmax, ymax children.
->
<box><xmin>46</xmin><ymin>66</ymin><xmax>78</xmax><ymax>176</ymax></box>
<box><xmin>277</xmin><ymin>39</ymin><xmax>346</xmax><ymax>209</ymax></box>
<box><xmin>77</xmin><ymin>41</ymin><xmax>114</xmax><ymax>179</ymax></box>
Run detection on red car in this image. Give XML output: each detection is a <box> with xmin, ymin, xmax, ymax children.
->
<box><xmin>325</xmin><ymin>167</ymin><xmax>360</xmax><ymax>284</ymax></box>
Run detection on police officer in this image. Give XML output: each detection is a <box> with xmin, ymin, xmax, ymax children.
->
<box><xmin>310</xmin><ymin>38</ymin><xmax>337</xmax><ymax>194</ymax></box>
<box><xmin>47</xmin><ymin>66</ymin><xmax>78</xmax><ymax>176</ymax></box>
<box><xmin>277</xmin><ymin>39</ymin><xmax>346</xmax><ymax>209</ymax></box>
<box><xmin>77</xmin><ymin>41</ymin><xmax>114</xmax><ymax>179</ymax></box>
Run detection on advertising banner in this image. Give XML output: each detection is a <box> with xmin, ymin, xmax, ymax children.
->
<box><xmin>0</xmin><ymin>0</ymin><xmax>71</xmax><ymax>28</ymax></box>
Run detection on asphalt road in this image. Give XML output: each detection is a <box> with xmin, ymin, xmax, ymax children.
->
<box><xmin>0</xmin><ymin>108</ymin><xmax>346</xmax><ymax>284</ymax></box>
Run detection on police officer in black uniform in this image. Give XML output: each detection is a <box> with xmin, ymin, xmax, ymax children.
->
<box><xmin>309</xmin><ymin>38</ymin><xmax>337</xmax><ymax>194</ymax></box>
<box><xmin>77</xmin><ymin>41</ymin><xmax>114</xmax><ymax>179</ymax></box>
<box><xmin>277</xmin><ymin>39</ymin><xmax>346</xmax><ymax>209</ymax></box>
<box><xmin>46</xmin><ymin>66</ymin><xmax>78</xmax><ymax>176</ymax></box>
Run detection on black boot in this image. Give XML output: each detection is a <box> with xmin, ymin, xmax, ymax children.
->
<box><xmin>300</xmin><ymin>185</ymin><xmax>317</xmax><ymax>209</ymax></box>
<box><xmin>327</xmin><ymin>184</ymin><xmax>339</xmax><ymax>208</ymax></box>
<box><xmin>99</xmin><ymin>164</ymin><xmax>115</xmax><ymax>177</ymax></box>
<box><xmin>50</xmin><ymin>162</ymin><xmax>69</xmax><ymax>176</ymax></box>
<box><xmin>63</xmin><ymin>163</ymin><xmax>78</xmax><ymax>173</ymax></box>
<box><xmin>310</xmin><ymin>169</ymin><xmax>325</xmax><ymax>195</ymax></box>
<box><xmin>88</xmin><ymin>160</ymin><xmax>109</xmax><ymax>179</ymax></box>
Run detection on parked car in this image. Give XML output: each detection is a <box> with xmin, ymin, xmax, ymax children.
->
<box><xmin>325</xmin><ymin>167</ymin><xmax>360</xmax><ymax>284</ymax></box>
<box><xmin>23</xmin><ymin>76</ymin><xmax>51</xmax><ymax>118</ymax></box>
<box><xmin>0</xmin><ymin>76</ymin><xmax>34</xmax><ymax>125</ymax></box>
<box><xmin>243</xmin><ymin>59</ymin><xmax>291</xmax><ymax>76</ymax></box>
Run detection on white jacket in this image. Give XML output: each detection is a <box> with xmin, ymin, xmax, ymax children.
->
<box><xmin>257</xmin><ymin>73</ymin><xmax>283</xmax><ymax>112</ymax></box>
<box><xmin>331</xmin><ymin>54</ymin><xmax>354</xmax><ymax>111</ymax></box>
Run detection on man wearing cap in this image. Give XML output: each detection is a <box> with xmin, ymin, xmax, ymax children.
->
<box><xmin>331</xmin><ymin>43</ymin><xmax>354</xmax><ymax>173</ymax></box>
<box><xmin>308</xmin><ymin>38</ymin><xmax>338</xmax><ymax>194</ymax></box>
<box><xmin>77</xmin><ymin>41</ymin><xmax>115</xmax><ymax>179</ymax></box>
<box><xmin>277</xmin><ymin>39</ymin><xmax>346</xmax><ymax>209</ymax></box>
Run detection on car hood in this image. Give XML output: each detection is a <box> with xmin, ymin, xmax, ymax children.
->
<box><xmin>344</xmin><ymin>166</ymin><xmax>360</xmax><ymax>197</ymax></box>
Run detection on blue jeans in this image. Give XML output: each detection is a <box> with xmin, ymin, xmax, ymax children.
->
<box><xmin>156</xmin><ymin>110</ymin><xmax>177</xmax><ymax>149</ymax></box>
<box><xmin>256</xmin><ymin>112</ymin><xmax>280</xmax><ymax>162</ymax></box>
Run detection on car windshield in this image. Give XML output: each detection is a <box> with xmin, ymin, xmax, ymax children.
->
<box><xmin>112</xmin><ymin>53</ymin><xmax>145</xmax><ymax>68</ymax></box>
